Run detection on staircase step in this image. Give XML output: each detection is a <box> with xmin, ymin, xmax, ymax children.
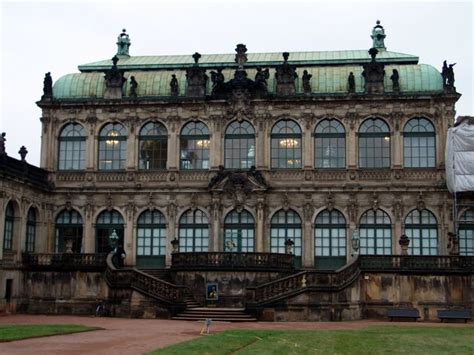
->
<box><xmin>171</xmin><ymin>316</ymin><xmax>257</xmax><ymax>322</ymax></box>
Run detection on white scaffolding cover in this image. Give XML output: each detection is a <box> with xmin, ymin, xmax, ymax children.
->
<box><xmin>446</xmin><ymin>118</ymin><xmax>474</xmax><ymax>192</ymax></box>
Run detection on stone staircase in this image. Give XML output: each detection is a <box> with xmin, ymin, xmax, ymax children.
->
<box><xmin>139</xmin><ymin>268</ymin><xmax>172</xmax><ymax>283</ymax></box>
<box><xmin>172</xmin><ymin>307</ymin><xmax>257</xmax><ymax>322</ymax></box>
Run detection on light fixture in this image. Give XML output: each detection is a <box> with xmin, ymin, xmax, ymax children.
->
<box><xmin>109</xmin><ymin>229</ymin><xmax>119</xmax><ymax>248</ymax></box>
<box><xmin>384</xmin><ymin>136</ymin><xmax>390</xmax><ymax>142</ymax></box>
<box><xmin>106</xmin><ymin>131</ymin><xmax>119</xmax><ymax>145</ymax></box>
<box><xmin>279</xmin><ymin>138</ymin><xmax>299</xmax><ymax>148</ymax></box>
<box><xmin>196</xmin><ymin>139</ymin><xmax>210</xmax><ymax>148</ymax></box>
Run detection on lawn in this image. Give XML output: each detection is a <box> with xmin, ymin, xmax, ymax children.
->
<box><xmin>0</xmin><ymin>324</ymin><xmax>100</xmax><ymax>342</ymax></box>
<box><xmin>151</xmin><ymin>326</ymin><xmax>474</xmax><ymax>354</ymax></box>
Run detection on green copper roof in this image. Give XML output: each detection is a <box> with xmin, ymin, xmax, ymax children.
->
<box><xmin>53</xmin><ymin>64</ymin><xmax>442</xmax><ymax>99</ymax></box>
<box><xmin>78</xmin><ymin>50</ymin><xmax>419</xmax><ymax>71</ymax></box>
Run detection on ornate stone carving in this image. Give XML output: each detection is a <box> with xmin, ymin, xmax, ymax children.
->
<box><xmin>106</xmin><ymin>193</ymin><xmax>113</xmax><ymax>211</ymax></box>
<box><xmin>255</xmin><ymin>67</ymin><xmax>270</xmax><ymax>94</ymax></box>
<box><xmin>371</xmin><ymin>20</ymin><xmax>386</xmax><ymax>49</ymax></box>
<box><xmin>104</xmin><ymin>56</ymin><xmax>126</xmax><ymax>99</ymax></box>
<box><xmin>210</xmin><ymin>68</ymin><xmax>225</xmax><ymax>95</ymax></box>
<box><xmin>416</xmin><ymin>191</ymin><xmax>426</xmax><ymax>211</ymax></box>
<box><xmin>371</xmin><ymin>192</ymin><xmax>379</xmax><ymax>211</ymax></box>
<box><xmin>190</xmin><ymin>193</ymin><xmax>198</xmax><ymax>211</ymax></box>
<box><xmin>275</xmin><ymin>52</ymin><xmax>298</xmax><ymax>95</ymax></box>
<box><xmin>125</xmin><ymin>200</ymin><xmax>136</xmax><ymax>220</ymax></box>
<box><xmin>226</xmin><ymin>89</ymin><xmax>252</xmax><ymax>120</ymax></box>
<box><xmin>362</xmin><ymin>48</ymin><xmax>385</xmax><ymax>94</ymax></box>
<box><xmin>185</xmin><ymin>52</ymin><xmax>208</xmax><ymax>97</ymax></box>
<box><xmin>303</xmin><ymin>200</ymin><xmax>314</xmax><ymax>222</ymax></box>
<box><xmin>282</xmin><ymin>193</ymin><xmax>290</xmax><ymax>211</ymax></box>
<box><xmin>167</xmin><ymin>202</ymin><xmax>177</xmax><ymax>219</ymax></box>
<box><xmin>347</xmin><ymin>193</ymin><xmax>358</xmax><ymax>222</ymax></box>
<box><xmin>326</xmin><ymin>192</ymin><xmax>334</xmax><ymax>211</ymax></box>
<box><xmin>147</xmin><ymin>192</ymin><xmax>155</xmax><ymax>211</ymax></box>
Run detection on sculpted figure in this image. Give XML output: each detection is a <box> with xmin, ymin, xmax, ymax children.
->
<box><xmin>170</xmin><ymin>74</ymin><xmax>179</xmax><ymax>96</ymax></box>
<box><xmin>302</xmin><ymin>70</ymin><xmax>312</xmax><ymax>94</ymax></box>
<box><xmin>348</xmin><ymin>72</ymin><xmax>355</xmax><ymax>93</ymax></box>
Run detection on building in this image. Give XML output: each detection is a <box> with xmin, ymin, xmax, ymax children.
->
<box><xmin>0</xmin><ymin>22</ymin><xmax>472</xmax><ymax>321</ymax></box>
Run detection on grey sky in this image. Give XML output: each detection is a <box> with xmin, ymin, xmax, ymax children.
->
<box><xmin>1</xmin><ymin>0</ymin><xmax>472</xmax><ymax>165</ymax></box>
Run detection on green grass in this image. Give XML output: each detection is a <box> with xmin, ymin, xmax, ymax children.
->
<box><xmin>151</xmin><ymin>326</ymin><xmax>474</xmax><ymax>354</ymax></box>
<box><xmin>0</xmin><ymin>324</ymin><xmax>100</xmax><ymax>342</ymax></box>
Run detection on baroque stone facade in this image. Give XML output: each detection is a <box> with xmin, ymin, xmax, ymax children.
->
<box><xmin>0</xmin><ymin>22</ymin><xmax>472</xmax><ymax>318</ymax></box>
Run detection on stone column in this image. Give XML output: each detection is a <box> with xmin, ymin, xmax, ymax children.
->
<box><xmin>347</xmin><ymin>123</ymin><xmax>357</xmax><ymax>168</ymax></box>
<box><xmin>123</xmin><ymin>218</ymin><xmax>134</xmax><ymax>267</ymax></box>
<box><xmin>255</xmin><ymin>197</ymin><xmax>265</xmax><ymax>252</ymax></box>
<box><xmin>303</xmin><ymin>220</ymin><xmax>313</xmax><ymax>268</ymax></box>
<box><xmin>210</xmin><ymin>193</ymin><xmax>221</xmax><ymax>252</ymax></box>
<box><xmin>168</xmin><ymin>132</ymin><xmax>178</xmax><ymax>170</ymax></box>
<box><xmin>393</xmin><ymin>130</ymin><xmax>402</xmax><ymax>168</ymax></box>
<box><xmin>393</xmin><ymin>217</ymin><xmax>403</xmax><ymax>255</ymax></box>
<box><xmin>256</xmin><ymin>120</ymin><xmax>266</xmax><ymax>169</ymax></box>
<box><xmin>126</xmin><ymin>125</ymin><xmax>136</xmax><ymax>170</ymax></box>
<box><xmin>83</xmin><ymin>210</ymin><xmax>94</xmax><ymax>253</ymax></box>
<box><xmin>303</xmin><ymin>126</ymin><xmax>313</xmax><ymax>169</ymax></box>
<box><xmin>210</xmin><ymin>122</ymin><xmax>222</xmax><ymax>169</ymax></box>
<box><xmin>86</xmin><ymin>134</ymin><xmax>97</xmax><ymax>171</ymax></box>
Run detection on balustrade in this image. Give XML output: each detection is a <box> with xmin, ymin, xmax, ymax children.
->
<box><xmin>22</xmin><ymin>253</ymin><xmax>107</xmax><ymax>271</ymax></box>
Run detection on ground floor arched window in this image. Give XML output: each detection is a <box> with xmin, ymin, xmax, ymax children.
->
<box><xmin>459</xmin><ymin>210</ymin><xmax>474</xmax><ymax>256</ymax></box>
<box><xmin>95</xmin><ymin>210</ymin><xmax>124</xmax><ymax>253</ymax></box>
<box><xmin>178</xmin><ymin>209</ymin><xmax>209</xmax><ymax>252</ymax></box>
<box><xmin>270</xmin><ymin>209</ymin><xmax>302</xmax><ymax>267</ymax></box>
<box><xmin>404</xmin><ymin>209</ymin><xmax>438</xmax><ymax>255</ymax></box>
<box><xmin>136</xmin><ymin>210</ymin><xmax>167</xmax><ymax>268</ymax></box>
<box><xmin>25</xmin><ymin>208</ymin><xmax>36</xmax><ymax>253</ymax></box>
<box><xmin>224</xmin><ymin>210</ymin><xmax>255</xmax><ymax>252</ymax></box>
<box><xmin>359</xmin><ymin>209</ymin><xmax>392</xmax><ymax>255</ymax></box>
<box><xmin>55</xmin><ymin>209</ymin><xmax>83</xmax><ymax>253</ymax></box>
<box><xmin>314</xmin><ymin>209</ymin><xmax>347</xmax><ymax>270</ymax></box>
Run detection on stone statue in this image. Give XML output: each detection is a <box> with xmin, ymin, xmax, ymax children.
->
<box><xmin>348</xmin><ymin>72</ymin><xmax>355</xmax><ymax>93</ymax></box>
<box><xmin>116</xmin><ymin>29</ymin><xmax>131</xmax><ymax>56</ymax></box>
<box><xmin>104</xmin><ymin>56</ymin><xmax>126</xmax><ymax>99</ymax></box>
<box><xmin>129</xmin><ymin>76</ymin><xmax>138</xmax><ymax>97</ymax></box>
<box><xmin>302</xmin><ymin>70</ymin><xmax>312</xmax><ymax>94</ymax></box>
<box><xmin>0</xmin><ymin>132</ymin><xmax>6</xmax><ymax>155</ymax></box>
<box><xmin>362</xmin><ymin>48</ymin><xmax>385</xmax><ymax>94</ymax></box>
<box><xmin>235</xmin><ymin>44</ymin><xmax>248</xmax><ymax>68</ymax></box>
<box><xmin>186</xmin><ymin>54</ymin><xmax>208</xmax><ymax>96</ymax></box>
<box><xmin>275</xmin><ymin>52</ymin><xmax>298</xmax><ymax>95</ymax></box>
<box><xmin>170</xmin><ymin>74</ymin><xmax>179</xmax><ymax>96</ymax></box>
<box><xmin>43</xmin><ymin>72</ymin><xmax>53</xmax><ymax>98</ymax></box>
<box><xmin>441</xmin><ymin>60</ymin><xmax>448</xmax><ymax>86</ymax></box>
<box><xmin>390</xmin><ymin>69</ymin><xmax>400</xmax><ymax>92</ymax></box>
<box><xmin>192</xmin><ymin>52</ymin><xmax>201</xmax><ymax>65</ymax></box>
<box><xmin>255</xmin><ymin>67</ymin><xmax>269</xmax><ymax>87</ymax></box>
<box><xmin>208</xmin><ymin>165</ymin><xmax>229</xmax><ymax>188</ymax></box>
<box><xmin>19</xmin><ymin>146</ymin><xmax>28</xmax><ymax>161</ymax></box>
<box><xmin>447</xmin><ymin>63</ymin><xmax>456</xmax><ymax>87</ymax></box>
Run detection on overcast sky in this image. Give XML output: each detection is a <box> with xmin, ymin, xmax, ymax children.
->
<box><xmin>1</xmin><ymin>0</ymin><xmax>472</xmax><ymax>165</ymax></box>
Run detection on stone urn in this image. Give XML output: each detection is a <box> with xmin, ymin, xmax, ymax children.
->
<box><xmin>399</xmin><ymin>234</ymin><xmax>410</xmax><ymax>255</ymax></box>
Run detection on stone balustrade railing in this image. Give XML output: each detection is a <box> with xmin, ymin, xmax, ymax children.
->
<box><xmin>359</xmin><ymin>255</ymin><xmax>474</xmax><ymax>273</ymax></box>
<box><xmin>22</xmin><ymin>253</ymin><xmax>107</xmax><ymax>271</ymax></box>
<box><xmin>171</xmin><ymin>252</ymin><xmax>295</xmax><ymax>271</ymax></box>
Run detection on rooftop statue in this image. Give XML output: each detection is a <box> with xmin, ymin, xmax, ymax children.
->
<box><xmin>0</xmin><ymin>132</ymin><xmax>6</xmax><ymax>156</ymax></box>
<box><xmin>116</xmin><ymin>29</ymin><xmax>131</xmax><ymax>56</ymax></box>
<box><xmin>235</xmin><ymin>44</ymin><xmax>248</xmax><ymax>69</ymax></box>
<box><xmin>442</xmin><ymin>60</ymin><xmax>456</xmax><ymax>91</ymax></box>
<box><xmin>348</xmin><ymin>72</ymin><xmax>356</xmax><ymax>93</ymax></box>
<box><xmin>362</xmin><ymin>48</ymin><xmax>385</xmax><ymax>94</ymax></box>
<box><xmin>129</xmin><ymin>76</ymin><xmax>138</xmax><ymax>97</ymax></box>
<box><xmin>42</xmin><ymin>72</ymin><xmax>53</xmax><ymax>99</ymax></box>
<box><xmin>170</xmin><ymin>74</ymin><xmax>179</xmax><ymax>96</ymax></box>
<box><xmin>390</xmin><ymin>69</ymin><xmax>400</xmax><ymax>93</ymax></box>
<box><xmin>302</xmin><ymin>70</ymin><xmax>312</xmax><ymax>94</ymax></box>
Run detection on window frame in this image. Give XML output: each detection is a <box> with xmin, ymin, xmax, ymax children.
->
<box><xmin>358</xmin><ymin>118</ymin><xmax>391</xmax><ymax>169</ymax></box>
<box><xmin>98</xmin><ymin>123</ymin><xmax>127</xmax><ymax>171</ymax></box>
<box><xmin>138</xmin><ymin>122</ymin><xmax>168</xmax><ymax>170</ymax></box>
<box><xmin>180</xmin><ymin>121</ymin><xmax>210</xmax><ymax>170</ymax></box>
<box><xmin>58</xmin><ymin>123</ymin><xmax>86</xmax><ymax>171</ymax></box>
<box><xmin>223</xmin><ymin>210</ymin><xmax>255</xmax><ymax>252</ymax></box>
<box><xmin>271</xmin><ymin>119</ymin><xmax>302</xmax><ymax>170</ymax></box>
<box><xmin>404</xmin><ymin>209</ymin><xmax>438</xmax><ymax>256</ymax></box>
<box><xmin>178</xmin><ymin>209</ymin><xmax>209</xmax><ymax>252</ymax></box>
<box><xmin>314</xmin><ymin>119</ymin><xmax>346</xmax><ymax>169</ymax></box>
<box><xmin>224</xmin><ymin>120</ymin><xmax>256</xmax><ymax>170</ymax></box>
<box><xmin>403</xmin><ymin>117</ymin><xmax>436</xmax><ymax>168</ymax></box>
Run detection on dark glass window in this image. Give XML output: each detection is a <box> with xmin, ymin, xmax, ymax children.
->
<box><xmin>139</xmin><ymin>122</ymin><xmax>168</xmax><ymax>170</ymax></box>
<box><xmin>459</xmin><ymin>210</ymin><xmax>474</xmax><ymax>256</ymax></box>
<box><xmin>271</xmin><ymin>119</ymin><xmax>302</xmax><ymax>169</ymax></box>
<box><xmin>58</xmin><ymin>123</ymin><xmax>86</xmax><ymax>170</ymax></box>
<box><xmin>270</xmin><ymin>210</ymin><xmax>302</xmax><ymax>256</ymax></box>
<box><xmin>405</xmin><ymin>209</ymin><xmax>438</xmax><ymax>255</ymax></box>
<box><xmin>180</xmin><ymin>121</ymin><xmax>210</xmax><ymax>170</ymax></box>
<box><xmin>95</xmin><ymin>210</ymin><xmax>124</xmax><ymax>253</ymax></box>
<box><xmin>25</xmin><ymin>208</ymin><xmax>36</xmax><ymax>253</ymax></box>
<box><xmin>315</xmin><ymin>119</ymin><xmax>346</xmax><ymax>169</ymax></box>
<box><xmin>225</xmin><ymin>121</ymin><xmax>255</xmax><ymax>169</ymax></box>
<box><xmin>403</xmin><ymin>118</ymin><xmax>436</xmax><ymax>168</ymax></box>
<box><xmin>98</xmin><ymin>123</ymin><xmax>127</xmax><ymax>170</ymax></box>
<box><xmin>224</xmin><ymin>210</ymin><xmax>255</xmax><ymax>252</ymax></box>
<box><xmin>359</xmin><ymin>209</ymin><xmax>392</xmax><ymax>255</ymax></box>
<box><xmin>55</xmin><ymin>210</ymin><xmax>83</xmax><ymax>253</ymax></box>
<box><xmin>137</xmin><ymin>210</ymin><xmax>166</xmax><ymax>257</ymax></box>
<box><xmin>3</xmin><ymin>202</ymin><xmax>14</xmax><ymax>250</ymax></box>
<box><xmin>359</xmin><ymin>118</ymin><xmax>390</xmax><ymax>168</ymax></box>
<box><xmin>178</xmin><ymin>209</ymin><xmax>209</xmax><ymax>252</ymax></box>
<box><xmin>315</xmin><ymin>209</ymin><xmax>347</xmax><ymax>257</ymax></box>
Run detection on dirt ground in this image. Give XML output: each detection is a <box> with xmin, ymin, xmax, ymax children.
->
<box><xmin>0</xmin><ymin>315</ymin><xmax>472</xmax><ymax>355</ymax></box>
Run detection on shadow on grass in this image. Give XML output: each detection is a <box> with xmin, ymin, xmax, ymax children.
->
<box><xmin>0</xmin><ymin>324</ymin><xmax>103</xmax><ymax>342</ymax></box>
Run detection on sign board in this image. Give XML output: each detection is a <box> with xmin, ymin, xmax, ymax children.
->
<box><xmin>206</xmin><ymin>283</ymin><xmax>218</xmax><ymax>300</ymax></box>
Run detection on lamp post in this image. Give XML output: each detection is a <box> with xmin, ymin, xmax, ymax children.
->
<box><xmin>351</xmin><ymin>229</ymin><xmax>360</xmax><ymax>257</ymax></box>
<box><xmin>109</xmin><ymin>229</ymin><xmax>119</xmax><ymax>250</ymax></box>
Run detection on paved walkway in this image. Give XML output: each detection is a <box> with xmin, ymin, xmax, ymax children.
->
<box><xmin>0</xmin><ymin>315</ymin><xmax>472</xmax><ymax>354</ymax></box>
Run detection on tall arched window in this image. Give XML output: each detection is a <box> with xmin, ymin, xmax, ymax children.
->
<box><xmin>359</xmin><ymin>118</ymin><xmax>390</xmax><ymax>168</ymax></box>
<box><xmin>55</xmin><ymin>210</ymin><xmax>83</xmax><ymax>253</ymax></box>
<box><xmin>96</xmin><ymin>210</ymin><xmax>124</xmax><ymax>253</ymax></box>
<box><xmin>403</xmin><ymin>117</ymin><xmax>436</xmax><ymax>168</ymax></box>
<box><xmin>315</xmin><ymin>119</ymin><xmax>346</xmax><ymax>169</ymax></box>
<box><xmin>225</xmin><ymin>121</ymin><xmax>255</xmax><ymax>169</ymax></box>
<box><xmin>404</xmin><ymin>209</ymin><xmax>438</xmax><ymax>255</ymax></box>
<box><xmin>224</xmin><ymin>210</ymin><xmax>255</xmax><ymax>252</ymax></box>
<box><xmin>178</xmin><ymin>209</ymin><xmax>209</xmax><ymax>252</ymax></box>
<box><xmin>271</xmin><ymin>119</ymin><xmax>302</xmax><ymax>169</ymax></box>
<box><xmin>138</xmin><ymin>122</ymin><xmax>168</xmax><ymax>170</ymax></box>
<box><xmin>25</xmin><ymin>208</ymin><xmax>36</xmax><ymax>252</ymax></box>
<box><xmin>314</xmin><ymin>209</ymin><xmax>347</xmax><ymax>270</ymax></box>
<box><xmin>98</xmin><ymin>123</ymin><xmax>127</xmax><ymax>170</ymax></box>
<box><xmin>136</xmin><ymin>210</ymin><xmax>167</xmax><ymax>268</ymax></box>
<box><xmin>271</xmin><ymin>210</ymin><xmax>302</xmax><ymax>266</ymax></box>
<box><xmin>180</xmin><ymin>121</ymin><xmax>210</xmax><ymax>170</ymax></box>
<box><xmin>458</xmin><ymin>210</ymin><xmax>474</xmax><ymax>256</ymax></box>
<box><xmin>58</xmin><ymin>123</ymin><xmax>86</xmax><ymax>170</ymax></box>
<box><xmin>359</xmin><ymin>209</ymin><xmax>392</xmax><ymax>255</ymax></box>
<box><xmin>3</xmin><ymin>202</ymin><xmax>14</xmax><ymax>251</ymax></box>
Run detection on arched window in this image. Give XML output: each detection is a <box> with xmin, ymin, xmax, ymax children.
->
<box><xmin>138</xmin><ymin>122</ymin><xmax>168</xmax><ymax>170</ymax></box>
<box><xmin>271</xmin><ymin>210</ymin><xmax>302</xmax><ymax>266</ymax></box>
<box><xmin>224</xmin><ymin>210</ymin><xmax>255</xmax><ymax>252</ymax></box>
<box><xmin>178</xmin><ymin>209</ymin><xmax>209</xmax><ymax>252</ymax></box>
<box><xmin>180</xmin><ymin>121</ymin><xmax>210</xmax><ymax>170</ymax></box>
<box><xmin>225</xmin><ymin>121</ymin><xmax>255</xmax><ymax>169</ymax></box>
<box><xmin>403</xmin><ymin>118</ymin><xmax>436</xmax><ymax>168</ymax></box>
<box><xmin>404</xmin><ymin>209</ymin><xmax>438</xmax><ymax>255</ymax></box>
<box><xmin>58</xmin><ymin>123</ymin><xmax>86</xmax><ymax>170</ymax></box>
<box><xmin>359</xmin><ymin>118</ymin><xmax>390</xmax><ymax>168</ymax></box>
<box><xmin>315</xmin><ymin>119</ymin><xmax>345</xmax><ymax>169</ymax></box>
<box><xmin>98</xmin><ymin>123</ymin><xmax>127</xmax><ymax>170</ymax></box>
<box><xmin>459</xmin><ymin>210</ymin><xmax>474</xmax><ymax>256</ymax></box>
<box><xmin>359</xmin><ymin>209</ymin><xmax>392</xmax><ymax>255</ymax></box>
<box><xmin>314</xmin><ymin>209</ymin><xmax>347</xmax><ymax>269</ymax></box>
<box><xmin>271</xmin><ymin>119</ymin><xmax>302</xmax><ymax>169</ymax></box>
<box><xmin>96</xmin><ymin>210</ymin><xmax>124</xmax><ymax>253</ymax></box>
<box><xmin>3</xmin><ymin>202</ymin><xmax>14</xmax><ymax>251</ymax></box>
<box><xmin>136</xmin><ymin>210</ymin><xmax>167</xmax><ymax>268</ymax></box>
<box><xmin>55</xmin><ymin>210</ymin><xmax>83</xmax><ymax>253</ymax></box>
<box><xmin>25</xmin><ymin>208</ymin><xmax>36</xmax><ymax>253</ymax></box>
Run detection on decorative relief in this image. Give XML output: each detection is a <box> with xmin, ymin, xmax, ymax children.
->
<box><xmin>314</xmin><ymin>171</ymin><xmax>346</xmax><ymax>181</ymax></box>
<box><xmin>404</xmin><ymin>169</ymin><xmax>437</xmax><ymax>180</ymax></box>
<box><xmin>167</xmin><ymin>201</ymin><xmax>177</xmax><ymax>219</ymax></box>
<box><xmin>56</xmin><ymin>173</ymin><xmax>86</xmax><ymax>182</ymax></box>
<box><xmin>371</xmin><ymin>192</ymin><xmax>379</xmax><ymax>211</ymax></box>
<box><xmin>416</xmin><ymin>191</ymin><xmax>426</xmax><ymax>211</ymax></box>
<box><xmin>125</xmin><ymin>199</ymin><xmax>136</xmax><ymax>220</ymax></box>
<box><xmin>359</xmin><ymin>170</ymin><xmax>391</xmax><ymax>180</ymax></box>
<box><xmin>106</xmin><ymin>193</ymin><xmax>113</xmax><ymax>211</ymax></box>
<box><xmin>392</xmin><ymin>197</ymin><xmax>403</xmax><ymax>221</ymax></box>
<box><xmin>326</xmin><ymin>191</ymin><xmax>334</xmax><ymax>211</ymax></box>
<box><xmin>137</xmin><ymin>172</ymin><xmax>167</xmax><ymax>183</ymax></box>
<box><xmin>282</xmin><ymin>193</ymin><xmax>290</xmax><ymax>211</ymax></box>
<box><xmin>347</xmin><ymin>193</ymin><xmax>358</xmax><ymax>222</ymax></box>
<box><xmin>97</xmin><ymin>173</ymin><xmax>127</xmax><ymax>182</ymax></box>
<box><xmin>147</xmin><ymin>192</ymin><xmax>154</xmax><ymax>211</ymax></box>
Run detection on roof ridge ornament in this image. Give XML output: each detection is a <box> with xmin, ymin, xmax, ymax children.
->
<box><xmin>116</xmin><ymin>29</ymin><xmax>131</xmax><ymax>56</ymax></box>
<box><xmin>235</xmin><ymin>44</ymin><xmax>248</xmax><ymax>69</ymax></box>
<box><xmin>371</xmin><ymin>20</ymin><xmax>386</xmax><ymax>50</ymax></box>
